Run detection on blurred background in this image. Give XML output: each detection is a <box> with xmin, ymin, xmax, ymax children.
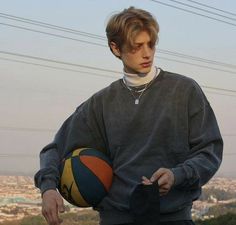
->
<box><xmin>1</xmin><ymin>0</ymin><xmax>235</xmax><ymax>177</ymax></box>
<box><xmin>0</xmin><ymin>1</ymin><xmax>236</xmax><ymax>224</ymax></box>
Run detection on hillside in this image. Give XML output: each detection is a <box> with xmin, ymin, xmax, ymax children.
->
<box><xmin>1</xmin><ymin>211</ymin><xmax>236</xmax><ymax>225</ymax></box>
<box><xmin>1</xmin><ymin>176</ymin><xmax>236</xmax><ymax>224</ymax></box>
<box><xmin>0</xmin><ymin>210</ymin><xmax>99</xmax><ymax>225</ymax></box>
<box><xmin>195</xmin><ymin>213</ymin><xmax>236</xmax><ymax>225</ymax></box>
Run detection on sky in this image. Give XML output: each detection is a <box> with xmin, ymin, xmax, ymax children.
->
<box><xmin>0</xmin><ymin>0</ymin><xmax>236</xmax><ymax>178</ymax></box>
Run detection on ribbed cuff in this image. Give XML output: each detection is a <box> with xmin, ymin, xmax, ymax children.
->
<box><xmin>171</xmin><ymin>167</ymin><xmax>186</xmax><ymax>187</ymax></box>
<box><xmin>40</xmin><ymin>179</ymin><xmax>58</xmax><ymax>195</ymax></box>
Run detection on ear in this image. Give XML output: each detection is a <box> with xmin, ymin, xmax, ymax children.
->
<box><xmin>110</xmin><ymin>42</ymin><xmax>121</xmax><ymax>58</ymax></box>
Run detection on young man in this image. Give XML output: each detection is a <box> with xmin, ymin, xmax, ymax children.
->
<box><xmin>34</xmin><ymin>7</ymin><xmax>223</xmax><ymax>225</ymax></box>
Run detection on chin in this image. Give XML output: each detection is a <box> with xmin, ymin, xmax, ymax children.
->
<box><xmin>138</xmin><ymin>67</ymin><xmax>152</xmax><ymax>74</ymax></box>
<box><xmin>125</xmin><ymin>65</ymin><xmax>152</xmax><ymax>74</ymax></box>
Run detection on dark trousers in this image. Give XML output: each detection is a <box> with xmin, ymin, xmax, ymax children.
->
<box><xmin>116</xmin><ymin>221</ymin><xmax>195</xmax><ymax>225</ymax></box>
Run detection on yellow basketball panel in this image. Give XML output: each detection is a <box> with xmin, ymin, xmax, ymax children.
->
<box><xmin>60</xmin><ymin>157</ymin><xmax>89</xmax><ymax>206</ymax></box>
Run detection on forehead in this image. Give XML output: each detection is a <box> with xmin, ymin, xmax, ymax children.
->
<box><xmin>133</xmin><ymin>31</ymin><xmax>151</xmax><ymax>43</ymax></box>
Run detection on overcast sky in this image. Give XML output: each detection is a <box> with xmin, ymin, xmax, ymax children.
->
<box><xmin>0</xmin><ymin>0</ymin><xmax>236</xmax><ymax>178</ymax></box>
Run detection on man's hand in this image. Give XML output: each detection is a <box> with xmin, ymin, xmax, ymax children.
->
<box><xmin>42</xmin><ymin>189</ymin><xmax>65</xmax><ymax>225</ymax></box>
<box><xmin>142</xmin><ymin>168</ymin><xmax>175</xmax><ymax>196</ymax></box>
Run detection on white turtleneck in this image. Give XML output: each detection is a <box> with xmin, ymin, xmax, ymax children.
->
<box><xmin>123</xmin><ymin>66</ymin><xmax>160</xmax><ymax>87</ymax></box>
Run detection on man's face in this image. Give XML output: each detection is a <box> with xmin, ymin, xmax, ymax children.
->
<box><xmin>117</xmin><ymin>31</ymin><xmax>156</xmax><ymax>74</ymax></box>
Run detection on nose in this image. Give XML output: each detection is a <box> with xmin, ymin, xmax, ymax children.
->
<box><xmin>141</xmin><ymin>44</ymin><xmax>152</xmax><ymax>58</ymax></box>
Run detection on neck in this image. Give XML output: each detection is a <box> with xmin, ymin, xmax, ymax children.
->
<box><xmin>123</xmin><ymin>66</ymin><xmax>159</xmax><ymax>87</ymax></box>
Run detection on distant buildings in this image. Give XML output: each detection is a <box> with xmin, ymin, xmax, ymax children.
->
<box><xmin>0</xmin><ymin>176</ymin><xmax>236</xmax><ymax>223</ymax></box>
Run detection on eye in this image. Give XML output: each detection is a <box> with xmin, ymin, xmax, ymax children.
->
<box><xmin>130</xmin><ymin>44</ymin><xmax>142</xmax><ymax>53</ymax></box>
<box><xmin>134</xmin><ymin>44</ymin><xmax>142</xmax><ymax>50</ymax></box>
<box><xmin>148</xmin><ymin>41</ymin><xmax>155</xmax><ymax>49</ymax></box>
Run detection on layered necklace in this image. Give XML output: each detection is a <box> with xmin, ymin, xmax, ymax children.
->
<box><xmin>123</xmin><ymin>67</ymin><xmax>158</xmax><ymax>105</ymax></box>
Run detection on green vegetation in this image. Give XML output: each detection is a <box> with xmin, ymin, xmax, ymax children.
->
<box><xmin>205</xmin><ymin>201</ymin><xmax>236</xmax><ymax>217</ymax></box>
<box><xmin>0</xmin><ymin>210</ymin><xmax>99</xmax><ymax>225</ymax></box>
<box><xmin>19</xmin><ymin>215</ymin><xmax>47</xmax><ymax>225</ymax></box>
<box><xmin>0</xmin><ymin>221</ymin><xmax>19</xmax><ymax>225</ymax></box>
<box><xmin>195</xmin><ymin>213</ymin><xmax>236</xmax><ymax>225</ymax></box>
<box><xmin>1</xmin><ymin>210</ymin><xmax>236</xmax><ymax>225</ymax></box>
<box><xmin>200</xmin><ymin>188</ymin><xmax>236</xmax><ymax>201</ymax></box>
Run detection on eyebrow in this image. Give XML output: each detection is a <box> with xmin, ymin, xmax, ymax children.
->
<box><xmin>134</xmin><ymin>43</ymin><xmax>143</xmax><ymax>46</ymax></box>
<box><xmin>134</xmin><ymin>40</ymin><xmax>151</xmax><ymax>45</ymax></box>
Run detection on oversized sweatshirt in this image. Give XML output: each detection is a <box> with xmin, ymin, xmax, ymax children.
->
<box><xmin>34</xmin><ymin>69</ymin><xmax>223</xmax><ymax>224</ymax></box>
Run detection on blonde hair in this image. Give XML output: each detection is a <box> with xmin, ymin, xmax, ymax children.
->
<box><xmin>106</xmin><ymin>7</ymin><xmax>159</xmax><ymax>53</ymax></box>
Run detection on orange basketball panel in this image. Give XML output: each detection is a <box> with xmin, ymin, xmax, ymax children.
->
<box><xmin>80</xmin><ymin>156</ymin><xmax>113</xmax><ymax>192</ymax></box>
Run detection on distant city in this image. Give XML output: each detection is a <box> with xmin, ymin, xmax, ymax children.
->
<box><xmin>0</xmin><ymin>176</ymin><xmax>236</xmax><ymax>223</ymax></box>
<box><xmin>0</xmin><ymin>176</ymin><xmax>90</xmax><ymax>223</ymax></box>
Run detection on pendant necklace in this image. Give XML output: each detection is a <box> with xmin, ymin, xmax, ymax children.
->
<box><xmin>123</xmin><ymin>68</ymin><xmax>157</xmax><ymax>105</ymax></box>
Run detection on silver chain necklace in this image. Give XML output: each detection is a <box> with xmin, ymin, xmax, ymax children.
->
<box><xmin>123</xmin><ymin>68</ymin><xmax>158</xmax><ymax>105</ymax></box>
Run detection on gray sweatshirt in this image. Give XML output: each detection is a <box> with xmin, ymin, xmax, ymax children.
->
<box><xmin>34</xmin><ymin>69</ymin><xmax>223</xmax><ymax>224</ymax></box>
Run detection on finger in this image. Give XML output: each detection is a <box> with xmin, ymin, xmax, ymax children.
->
<box><xmin>142</xmin><ymin>176</ymin><xmax>150</xmax><ymax>181</ymax></box>
<box><xmin>42</xmin><ymin>210</ymin><xmax>51</xmax><ymax>225</ymax></box>
<box><xmin>50</xmin><ymin>210</ymin><xmax>61</xmax><ymax>225</ymax></box>
<box><xmin>159</xmin><ymin>184</ymin><xmax>170</xmax><ymax>191</ymax></box>
<box><xmin>142</xmin><ymin>180</ymin><xmax>153</xmax><ymax>185</ymax></box>
<box><xmin>42</xmin><ymin>206</ymin><xmax>54</xmax><ymax>225</ymax></box>
<box><xmin>59</xmin><ymin>206</ymin><xmax>65</xmax><ymax>213</ymax></box>
<box><xmin>159</xmin><ymin>185</ymin><xmax>169</xmax><ymax>191</ymax></box>
<box><xmin>159</xmin><ymin>184</ymin><xmax>171</xmax><ymax>196</ymax></box>
<box><xmin>57</xmin><ymin>198</ymin><xmax>65</xmax><ymax>213</ymax></box>
<box><xmin>157</xmin><ymin>173</ymin><xmax>169</xmax><ymax>187</ymax></box>
<box><xmin>59</xmin><ymin>218</ymin><xmax>63</xmax><ymax>224</ymax></box>
<box><xmin>142</xmin><ymin>176</ymin><xmax>152</xmax><ymax>185</ymax></box>
<box><xmin>150</xmin><ymin>168</ymin><xmax>166</xmax><ymax>182</ymax></box>
<box><xmin>44</xmin><ymin>204</ymin><xmax>60</xmax><ymax>225</ymax></box>
<box><xmin>45</xmin><ymin>210</ymin><xmax>56</xmax><ymax>225</ymax></box>
<box><xmin>58</xmin><ymin>206</ymin><xmax>64</xmax><ymax>224</ymax></box>
<box><xmin>159</xmin><ymin>190</ymin><xmax>168</xmax><ymax>196</ymax></box>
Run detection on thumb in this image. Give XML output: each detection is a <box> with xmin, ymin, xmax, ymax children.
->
<box><xmin>59</xmin><ymin>205</ymin><xmax>65</xmax><ymax>213</ymax></box>
<box><xmin>57</xmin><ymin>198</ymin><xmax>65</xmax><ymax>213</ymax></box>
<box><xmin>150</xmin><ymin>168</ymin><xmax>165</xmax><ymax>182</ymax></box>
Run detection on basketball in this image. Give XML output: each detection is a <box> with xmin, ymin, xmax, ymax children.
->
<box><xmin>58</xmin><ymin>148</ymin><xmax>113</xmax><ymax>207</ymax></box>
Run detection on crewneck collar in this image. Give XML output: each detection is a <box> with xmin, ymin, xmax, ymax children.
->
<box><xmin>123</xmin><ymin>66</ymin><xmax>160</xmax><ymax>87</ymax></box>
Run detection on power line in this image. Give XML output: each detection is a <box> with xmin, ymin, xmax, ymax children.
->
<box><xmin>0</xmin><ymin>50</ymin><xmax>236</xmax><ymax>94</ymax></box>
<box><xmin>3</xmin><ymin>40</ymin><xmax>233</xmax><ymax>78</ymax></box>
<box><xmin>0</xmin><ymin>57</ymin><xmax>117</xmax><ymax>79</ymax></box>
<box><xmin>223</xmin><ymin>153</ymin><xmax>236</xmax><ymax>156</ymax></box>
<box><xmin>185</xmin><ymin>0</ymin><xmax>236</xmax><ymax>17</ymax></box>
<box><xmin>1</xmin><ymin>15</ymin><xmax>236</xmax><ymax>94</ymax></box>
<box><xmin>149</xmin><ymin>0</ymin><xmax>236</xmax><ymax>27</ymax></box>
<box><xmin>0</xmin><ymin>50</ymin><xmax>121</xmax><ymax>75</ymax></box>
<box><xmin>167</xmin><ymin>0</ymin><xmax>236</xmax><ymax>21</ymax></box>
<box><xmin>222</xmin><ymin>134</ymin><xmax>236</xmax><ymax>137</ymax></box>
<box><xmin>1</xmin><ymin>14</ymin><xmax>236</xmax><ymax>71</ymax></box>
<box><xmin>1</xmin><ymin>13</ymin><xmax>236</xmax><ymax>70</ymax></box>
<box><xmin>2</xmin><ymin>22</ymin><xmax>236</xmax><ymax>76</ymax></box>
<box><xmin>158</xmin><ymin>49</ymin><xmax>236</xmax><ymax>70</ymax></box>
<box><xmin>0</xmin><ymin>154</ymin><xmax>38</xmax><ymax>158</ymax></box>
<box><xmin>204</xmin><ymin>90</ymin><xmax>236</xmax><ymax>98</ymax></box>
<box><xmin>0</xmin><ymin>126</ymin><xmax>56</xmax><ymax>133</ymax></box>
<box><xmin>0</xmin><ymin>125</ymin><xmax>235</xmax><ymax>142</ymax></box>
<box><xmin>1</xmin><ymin>56</ymin><xmax>236</xmax><ymax>98</ymax></box>
<box><xmin>201</xmin><ymin>85</ymin><xmax>236</xmax><ymax>94</ymax></box>
<box><xmin>5</xmin><ymin>125</ymin><xmax>236</xmax><ymax>137</ymax></box>
<box><xmin>0</xmin><ymin>152</ymin><xmax>235</xmax><ymax>158</ymax></box>
<box><xmin>157</xmin><ymin>56</ymin><xmax>236</xmax><ymax>75</ymax></box>
<box><xmin>0</xmin><ymin>12</ymin><xmax>106</xmax><ymax>40</ymax></box>
<box><xmin>0</xmin><ymin>22</ymin><xmax>107</xmax><ymax>48</ymax></box>
<box><xmin>0</xmin><ymin>127</ymin><xmax>226</xmax><ymax>136</ymax></box>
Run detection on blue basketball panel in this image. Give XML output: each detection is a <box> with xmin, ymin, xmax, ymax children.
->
<box><xmin>80</xmin><ymin>148</ymin><xmax>112</xmax><ymax>167</ymax></box>
<box><xmin>71</xmin><ymin>155</ymin><xmax>107</xmax><ymax>206</ymax></box>
<box><xmin>59</xmin><ymin>151</ymin><xmax>74</xmax><ymax>175</ymax></box>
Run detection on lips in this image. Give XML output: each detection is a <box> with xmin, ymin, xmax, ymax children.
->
<box><xmin>140</xmin><ymin>61</ymin><xmax>152</xmax><ymax>68</ymax></box>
